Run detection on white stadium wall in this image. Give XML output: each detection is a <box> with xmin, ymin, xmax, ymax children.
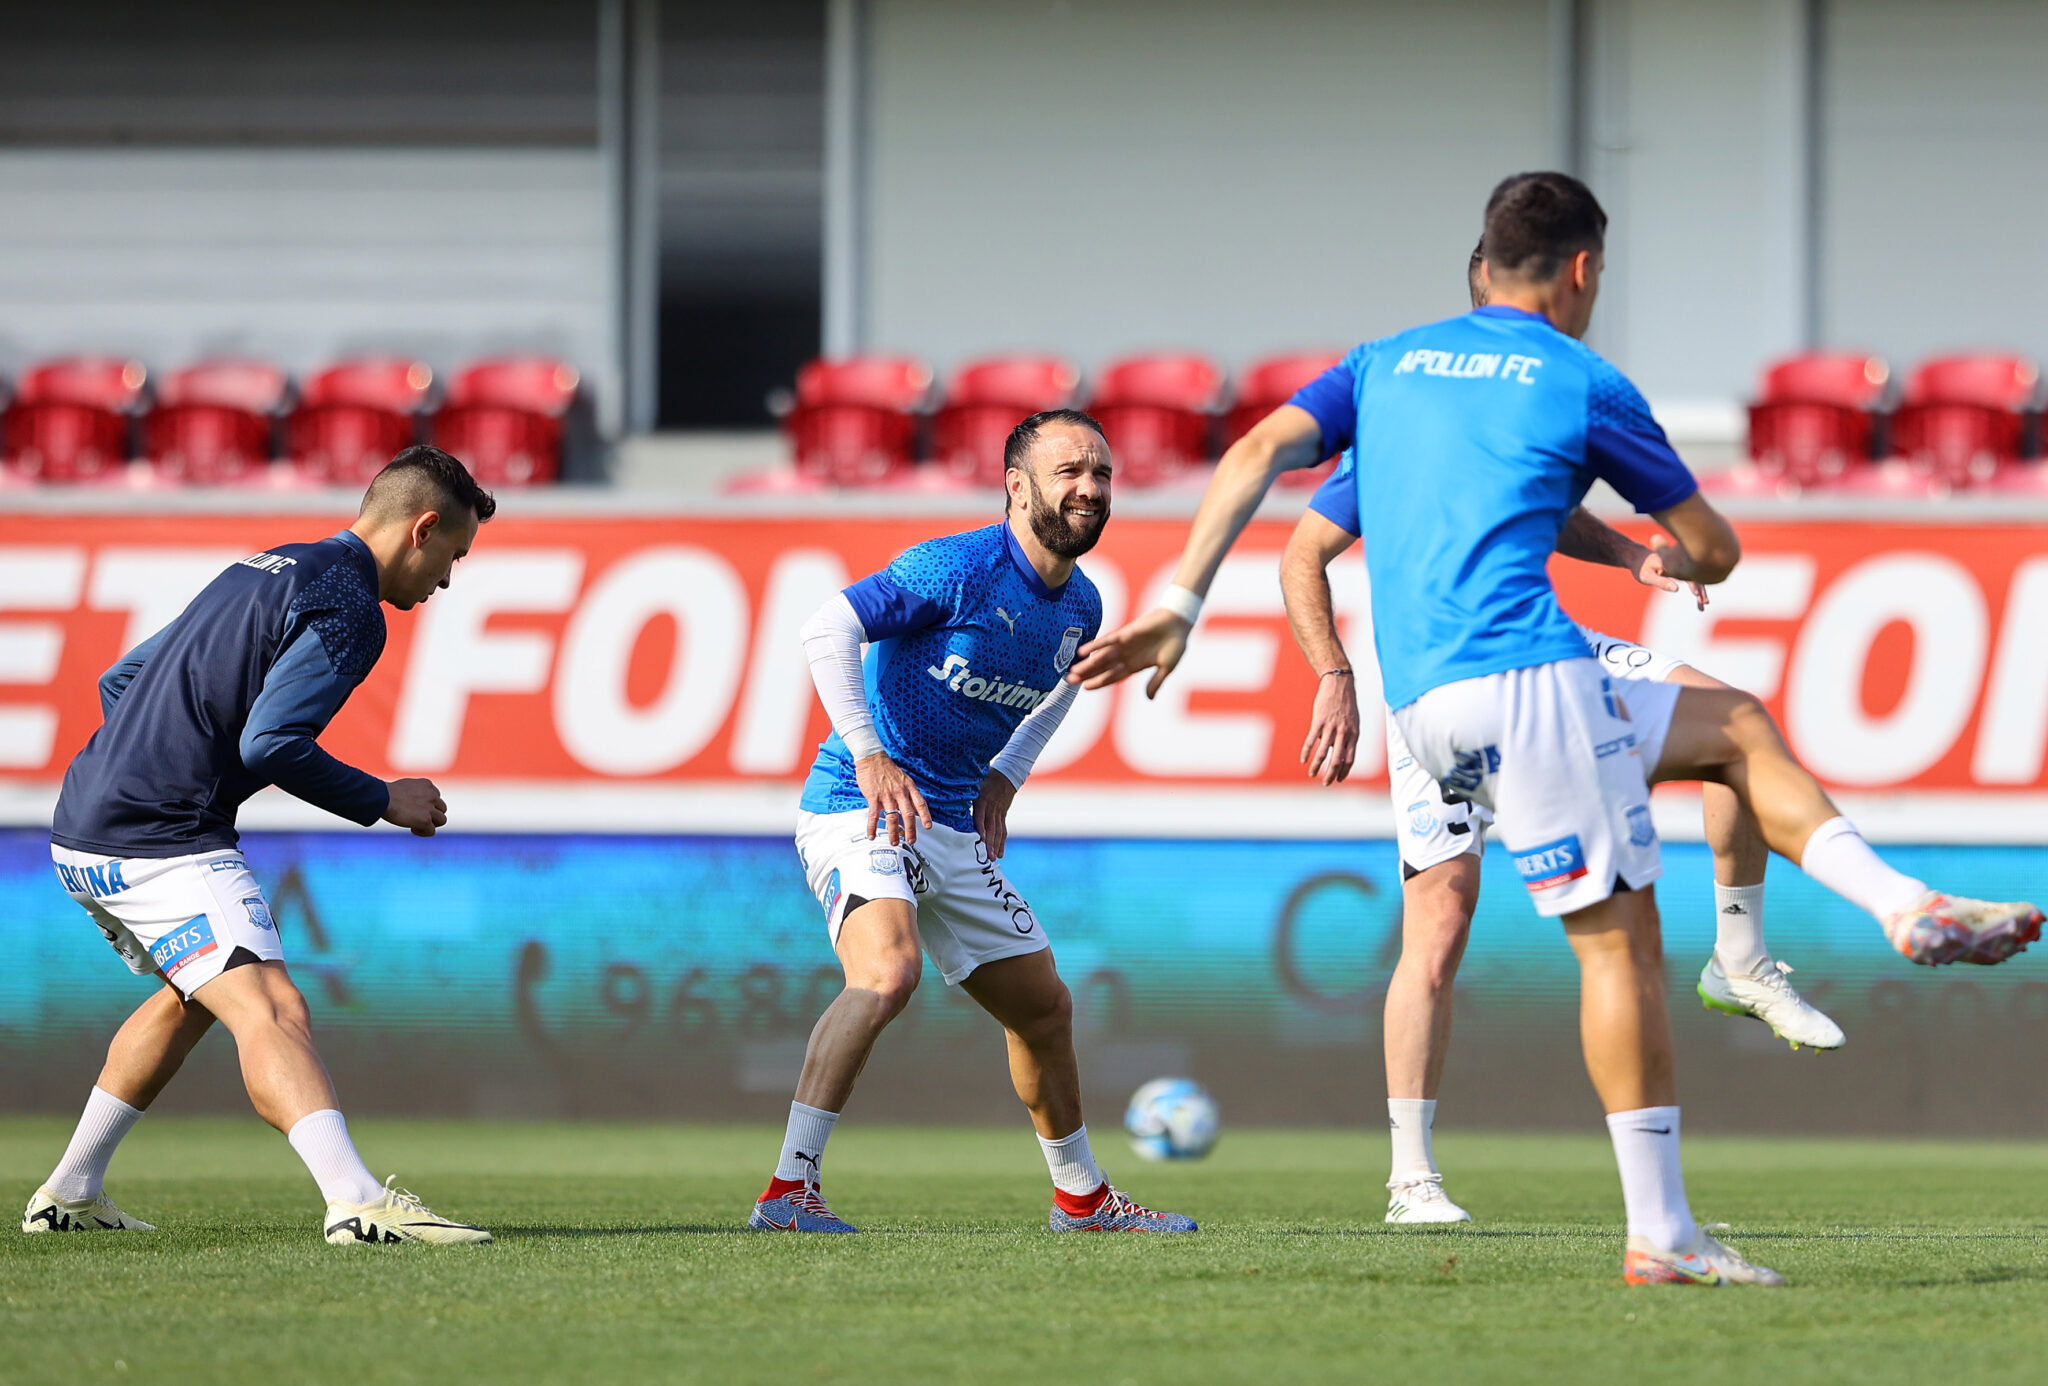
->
<box><xmin>0</xmin><ymin>149</ymin><xmax>618</xmax><ymax>427</ymax></box>
<box><xmin>856</xmin><ymin>0</ymin><xmax>1555</xmax><ymax>375</ymax></box>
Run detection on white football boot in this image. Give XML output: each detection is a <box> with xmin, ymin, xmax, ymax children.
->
<box><xmin>21</xmin><ymin>1186</ymin><xmax>155</xmax><ymax>1233</ymax></box>
<box><xmin>1384</xmin><ymin>1173</ymin><xmax>1472</xmax><ymax>1224</ymax></box>
<box><xmin>1623</xmin><ymin>1225</ymin><xmax>1784</xmax><ymax>1287</ymax></box>
<box><xmin>323</xmin><ymin>1177</ymin><xmax>491</xmax><ymax>1245</ymax></box>
<box><xmin>1698</xmin><ymin>954</ymin><xmax>1846</xmax><ymax>1051</ymax></box>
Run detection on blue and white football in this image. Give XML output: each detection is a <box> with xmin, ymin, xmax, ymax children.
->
<box><xmin>1124</xmin><ymin>1077</ymin><xmax>1221</xmax><ymax>1161</ymax></box>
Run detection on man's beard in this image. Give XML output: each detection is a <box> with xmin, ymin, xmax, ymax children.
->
<box><xmin>1026</xmin><ymin>479</ymin><xmax>1108</xmax><ymax>559</ymax></box>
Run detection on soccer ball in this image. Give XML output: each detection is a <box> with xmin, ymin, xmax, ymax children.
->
<box><xmin>1123</xmin><ymin>1077</ymin><xmax>1220</xmax><ymax>1161</ymax></box>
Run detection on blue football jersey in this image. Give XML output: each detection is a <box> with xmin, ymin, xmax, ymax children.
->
<box><xmin>801</xmin><ymin>522</ymin><xmax>1102</xmax><ymax>832</ymax></box>
<box><xmin>1288</xmin><ymin>305</ymin><xmax>1696</xmax><ymax>710</ymax></box>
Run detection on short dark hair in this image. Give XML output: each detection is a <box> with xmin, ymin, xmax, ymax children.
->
<box><xmin>1467</xmin><ymin>238</ymin><xmax>1487</xmax><ymax>308</ymax></box>
<box><xmin>362</xmin><ymin>444</ymin><xmax>497</xmax><ymax>524</ymax></box>
<box><xmin>1003</xmin><ymin>408</ymin><xmax>1107</xmax><ymax>477</ymax></box>
<box><xmin>1481</xmin><ymin>172</ymin><xmax>1607</xmax><ymax>283</ymax></box>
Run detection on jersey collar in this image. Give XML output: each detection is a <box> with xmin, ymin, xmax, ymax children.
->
<box><xmin>332</xmin><ymin>528</ymin><xmax>378</xmax><ymax>582</ymax></box>
<box><xmin>1000</xmin><ymin>520</ymin><xmax>1067</xmax><ymax>601</ymax></box>
<box><xmin>1472</xmin><ymin>305</ymin><xmax>1548</xmax><ymax>322</ymax></box>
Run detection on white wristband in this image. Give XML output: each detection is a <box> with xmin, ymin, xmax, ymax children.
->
<box><xmin>1158</xmin><ymin>584</ymin><xmax>1203</xmax><ymax>625</ymax></box>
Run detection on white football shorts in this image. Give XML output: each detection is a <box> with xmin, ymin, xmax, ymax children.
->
<box><xmin>794</xmin><ymin>809</ymin><xmax>1050</xmax><ymax>985</ymax></box>
<box><xmin>1385</xmin><ymin>625</ymin><xmax>1689</xmax><ymax>877</ymax></box>
<box><xmin>1575</xmin><ymin>622</ymin><xmax>1690</xmax><ymax>684</ymax></box>
<box><xmin>1390</xmin><ymin>657</ymin><xmax>1680</xmax><ymax>918</ymax></box>
<box><xmin>51</xmin><ymin>845</ymin><xmax>285</xmax><ymax>999</ymax></box>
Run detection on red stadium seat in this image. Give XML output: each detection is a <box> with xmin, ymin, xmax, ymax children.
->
<box><xmin>1086</xmin><ymin>354</ymin><xmax>1223</xmax><ymax>486</ymax></box>
<box><xmin>287</xmin><ymin>358</ymin><xmax>433</xmax><ymax>485</ymax></box>
<box><xmin>143</xmin><ymin>359</ymin><xmax>288</xmax><ymax>484</ymax></box>
<box><xmin>929</xmin><ymin>355</ymin><xmax>1079</xmax><ymax>485</ymax></box>
<box><xmin>1744</xmin><ymin>352</ymin><xmax>1889</xmax><ymax>489</ymax></box>
<box><xmin>779</xmin><ymin>356</ymin><xmax>932</xmax><ymax>485</ymax></box>
<box><xmin>431</xmin><ymin>357</ymin><xmax>579</xmax><ymax>486</ymax></box>
<box><xmin>2</xmin><ymin>356</ymin><xmax>146</xmax><ymax>482</ymax></box>
<box><xmin>1225</xmin><ymin>352</ymin><xmax>1343</xmax><ymax>487</ymax></box>
<box><xmin>1889</xmin><ymin>354</ymin><xmax>2041</xmax><ymax>488</ymax></box>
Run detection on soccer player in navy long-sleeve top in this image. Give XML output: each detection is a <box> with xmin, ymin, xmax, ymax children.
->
<box><xmin>1074</xmin><ymin>173</ymin><xmax>2040</xmax><ymax>1286</ymax></box>
<box><xmin>23</xmin><ymin>446</ymin><xmax>497</xmax><ymax>1246</ymax></box>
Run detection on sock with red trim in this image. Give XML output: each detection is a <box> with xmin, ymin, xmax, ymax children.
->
<box><xmin>1038</xmin><ymin>1125</ymin><xmax>1106</xmax><ymax>1201</ymax></box>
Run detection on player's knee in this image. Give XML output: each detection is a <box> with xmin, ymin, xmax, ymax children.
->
<box><xmin>868</xmin><ymin>962</ymin><xmax>922</xmax><ymax>1019</ymax></box>
<box><xmin>1723</xmin><ymin>692</ymin><xmax>1785</xmax><ymax>752</ymax></box>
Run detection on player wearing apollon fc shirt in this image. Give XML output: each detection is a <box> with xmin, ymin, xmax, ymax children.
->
<box><xmin>23</xmin><ymin>448</ymin><xmax>493</xmax><ymax>1247</ymax></box>
<box><xmin>751</xmin><ymin>409</ymin><xmax>1194</xmax><ymax>1235</ymax></box>
<box><xmin>1074</xmin><ymin>172</ymin><xmax>2039</xmax><ymax>1287</ymax></box>
<box><xmin>1287</xmin><ymin>444</ymin><xmax>1844</xmax><ymax>1228</ymax></box>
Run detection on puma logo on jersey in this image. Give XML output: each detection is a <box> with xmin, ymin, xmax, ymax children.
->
<box><xmin>925</xmin><ymin>654</ymin><xmax>1049</xmax><ymax>710</ymax></box>
<box><xmin>994</xmin><ymin>607</ymin><xmax>1018</xmax><ymax>634</ymax></box>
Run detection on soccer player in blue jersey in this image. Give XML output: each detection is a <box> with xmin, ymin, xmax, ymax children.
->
<box><xmin>750</xmin><ymin>410</ymin><xmax>1195</xmax><ymax>1235</ymax></box>
<box><xmin>23</xmin><ymin>448</ymin><xmax>494</xmax><ymax>1246</ymax></box>
<box><xmin>1075</xmin><ymin>173</ymin><xmax>2040</xmax><ymax>1285</ymax></box>
<box><xmin>1281</xmin><ymin>248</ymin><xmax>1840</xmax><ymax>1226</ymax></box>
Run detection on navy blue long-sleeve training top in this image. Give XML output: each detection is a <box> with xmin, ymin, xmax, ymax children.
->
<box><xmin>52</xmin><ymin>529</ymin><xmax>392</xmax><ymax>857</ymax></box>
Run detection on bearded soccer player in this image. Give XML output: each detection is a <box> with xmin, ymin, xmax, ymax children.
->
<box><xmin>1283</xmin><ymin>249</ymin><xmax>1841</xmax><ymax>1226</ymax></box>
<box><xmin>24</xmin><ymin>447</ymin><xmax>494</xmax><ymax>1246</ymax></box>
<box><xmin>749</xmin><ymin>409</ymin><xmax>1194</xmax><ymax>1235</ymax></box>
<box><xmin>1074</xmin><ymin>173</ymin><xmax>2040</xmax><ymax>1286</ymax></box>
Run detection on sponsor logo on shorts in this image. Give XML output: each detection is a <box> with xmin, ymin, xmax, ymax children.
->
<box><xmin>1594</xmin><ymin>734</ymin><xmax>1637</xmax><ymax>758</ymax></box>
<box><xmin>243</xmin><ymin>896</ymin><xmax>275</xmax><ymax>931</ymax></box>
<box><xmin>56</xmin><ymin>861</ymin><xmax>128</xmax><ymax>898</ymax></box>
<box><xmin>209</xmin><ymin>859</ymin><xmax>246</xmax><ymax>873</ymax></box>
<box><xmin>1511</xmin><ymin>836</ymin><xmax>1590</xmax><ymax>891</ymax></box>
<box><xmin>1441</xmin><ymin>745</ymin><xmax>1500</xmax><ymax>796</ymax></box>
<box><xmin>150</xmin><ymin>914</ymin><xmax>219</xmax><ymax>977</ymax></box>
<box><xmin>869</xmin><ymin>850</ymin><xmax>902</xmax><ymax>876</ymax></box>
<box><xmin>821</xmin><ymin>868</ymin><xmax>842</xmax><ymax>919</ymax></box>
<box><xmin>1626</xmin><ymin>805</ymin><xmax>1657</xmax><ymax>848</ymax></box>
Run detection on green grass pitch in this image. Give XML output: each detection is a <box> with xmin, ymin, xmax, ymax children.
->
<box><xmin>4</xmin><ymin>1118</ymin><xmax>2047</xmax><ymax>1385</ymax></box>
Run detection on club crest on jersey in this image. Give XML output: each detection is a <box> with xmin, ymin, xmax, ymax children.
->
<box><xmin>1511</xmin><ymin>836</ymin><xmax>1589</xmax><ymax>891</ymax></box>
<box><xmin>1054</xmin><ymin>627</ymin><xmax>1083</xmax><ymax>673</ymax></box>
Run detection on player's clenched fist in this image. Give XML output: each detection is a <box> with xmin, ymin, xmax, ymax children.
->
<box><xmin>383</xmin><ymin>777</ymin><xmax>448</xmax><ymax>837</ymax></box>
<box><xmin>855</xmin><ymin>752</ymin><xmax>932</xmax><ymax>846</ymax></box>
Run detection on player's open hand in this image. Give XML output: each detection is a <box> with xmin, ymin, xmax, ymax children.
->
<box><xmin>1644</xmin><ymin>536</ymin><xmax>1711</xmax><ymax>611</ymax></box>
<box><xmin>856</xmin><ymin>752</ymin><xmax>932</xmax><ymax>845</ymax></box>
<box><xmin>1067</xmin><ymin>609</ymin><xmax>1191</xmax><ymax>698</ymax></box>
<box><xmin>1300</xmin><ymin>671</ymin><xmax>1360</xmax><ymax>785</ymax></box>
<box><xmin>973</xmin><ymin>772</ymin><xmax>1018</xmax><ymax>858</ymax></box>
<box><xmin>383</xmin><ymin>777</ymin><xmax>447</xmax><ymax>837</ymax></box>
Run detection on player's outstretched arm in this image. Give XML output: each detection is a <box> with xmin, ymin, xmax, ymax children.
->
<box><xmin>1070</xmin><ymin>404</ymin><xmax>1326</xmax><ymax>696</ymax></box>
<box><xmin>1557</xmin><ymin>506</ymin><xmax>1708</xmax><ymax>610</ymax></box>
<box><xmin>1647</xmin><ymin>493</ymin><xmax>1742</xmax><ymax>588</ymax></box>
<box><xmin>1280</xmin><ymin>511</ymin><xmax>1362</xmax><ymax>785</ymax></box>
<box><xmin>801</xmin><ymin>590</ymin><xmax>932</xmax><ymax>845</ymax></box>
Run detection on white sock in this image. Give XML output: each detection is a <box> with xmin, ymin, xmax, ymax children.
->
<box><xmin>774</xmin><ymin>1101</ymin><xmax>840</xmax><ymax>1183</ymax></box>
<box><xmin>1387</xmin><ymin>1098</ymin><xmax>1438</xmax><ymax>1182</ymax></box>
<box><xmin>47</xmin><ymin>1086</ymin><xmax>144</xmax><ymax>1203</ymax></box>
<box><xmin>1713</xmin><ymin>882</ymin><xmax>1769</xmax><ymax>974</ymax></box>
<box><xmin>1037</xmin><ymin>1125</ymin><xmax>1106</xmax><ymax>1196</ymax></box>
<box><xmin>1798</xmin><ymin>816</ymin><xmax>1928</xmax><ymax>921</ymax></box>
<box><xmin>286</xmin><ymin>1110</ymin><xmax>383</xmax><ymax>1206</ymax></box>
<box><xmin>1605</xmin><ymin>1106</ymin><xmax>1697</xmax><ymax>1251</ymax></box>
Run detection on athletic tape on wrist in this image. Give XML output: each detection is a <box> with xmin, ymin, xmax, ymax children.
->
<box><xmin>1158</xmin><ymin>584</ymin><xmax>1203</xmax><ymax>624</ymax></box>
